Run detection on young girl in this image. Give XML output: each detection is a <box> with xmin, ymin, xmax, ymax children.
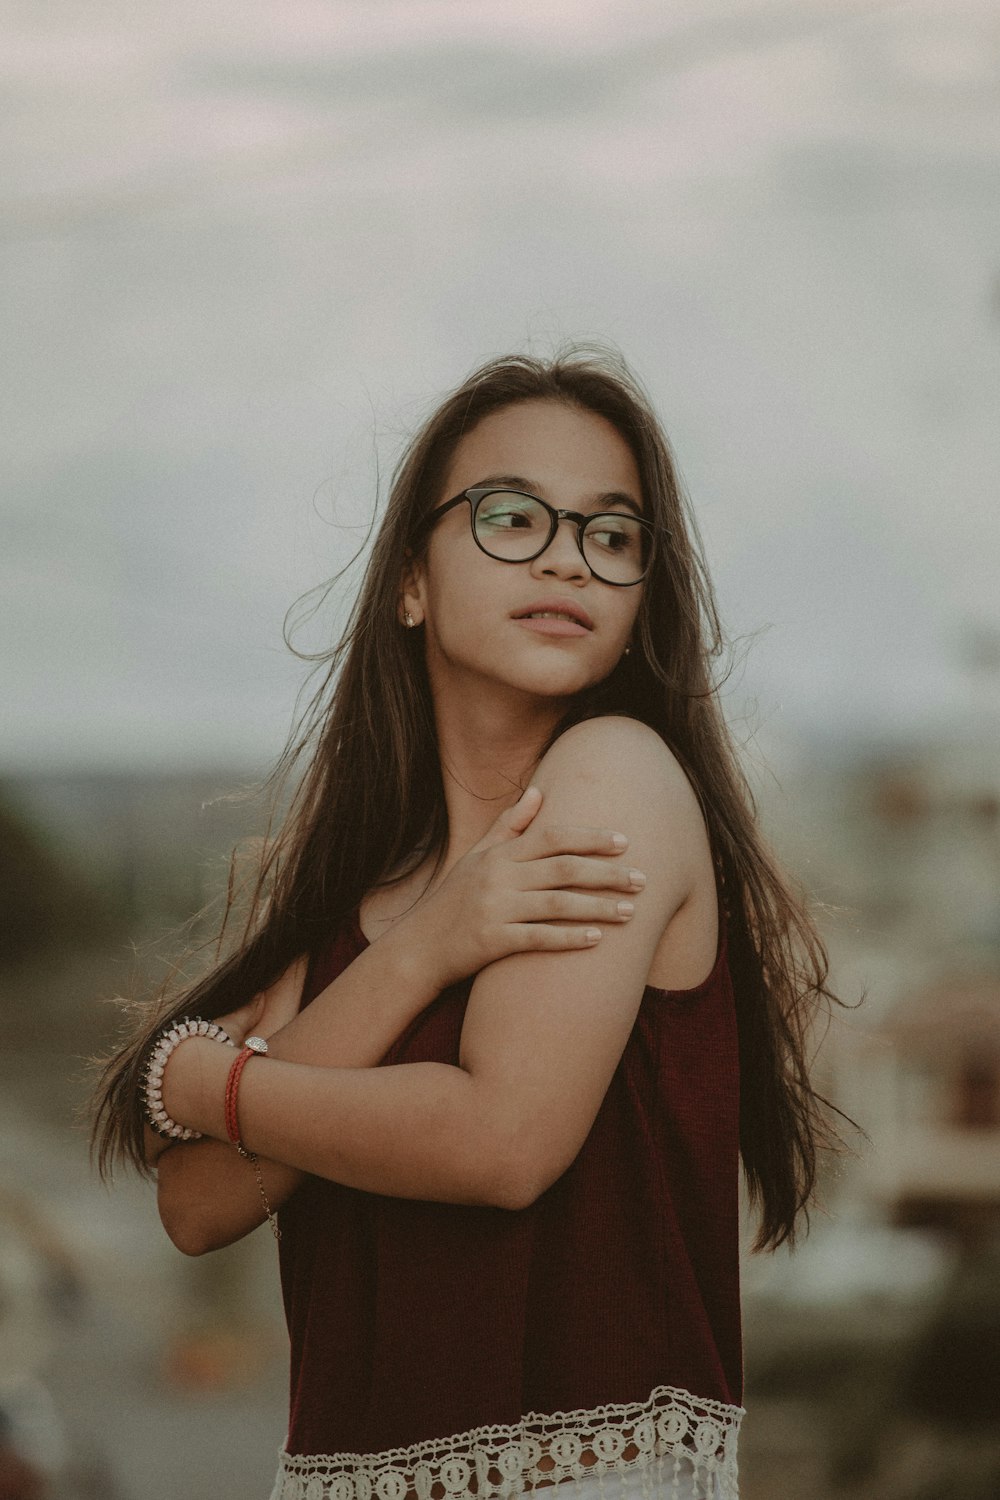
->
<box><xmin>93</xmin><ymin>349</ymin><xmax>838</xmax><ymax>1500</ymax></box>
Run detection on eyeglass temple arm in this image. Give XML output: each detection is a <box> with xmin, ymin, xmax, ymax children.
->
<box><xmin>411</xmin><ymin>492</ymin><xmax>471</xmax><ymax>537</ymax></box>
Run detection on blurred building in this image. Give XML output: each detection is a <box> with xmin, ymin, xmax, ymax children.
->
<box><xmin>869</xmin><ymin>972</ymin><xmax>1000</xmax><ymax>1247</ymax></box>
<box><xmin>831</xmin><ymin>738</ymin><xmax>1000</xmax><ymax>1244</ymax></box>
<box><xmin>743</xmin><ymin>730</ymin><xmax>1000</xmax><ymax>1301</ymax></box>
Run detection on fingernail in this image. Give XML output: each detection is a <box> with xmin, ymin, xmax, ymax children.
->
<box><xmin>612</xmin><ymin>833</ymin><xmax>628</xmax><ymax>850</ymax></box>
<box><xmin>617</xmin><ymin>901</ymin><xmax>635</xmax><ymax>917</ymax></box>
<box><xmin>629</xmin><ymin>869</ymin><xmax>646</xmax><ymax>889</ymax></box>
<box><xmin>586</xmin><ymin>928</ymin><xmax>602</xmax><ymax>943</ymax></box>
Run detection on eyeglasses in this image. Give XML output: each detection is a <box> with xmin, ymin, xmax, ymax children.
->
<box><xmin>411</xmin><ymin>487</ymin><xmax>657</xmax><ymax>587</ymax></box>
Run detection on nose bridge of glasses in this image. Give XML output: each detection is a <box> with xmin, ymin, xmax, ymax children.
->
<box><xmin>541</xmin><ymin>508</ymin><xmax>593</xmax><ymax>568</ymax></box>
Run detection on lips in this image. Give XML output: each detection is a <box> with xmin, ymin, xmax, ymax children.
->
<box><xmin>511</xmin><ymin>598</ymin><xmax>594</xmax><ymax>630</ymax></box>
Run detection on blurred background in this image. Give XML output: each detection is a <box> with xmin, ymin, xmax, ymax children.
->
<box><xmin>2</xmin><ymin>1</ymin><xmax>999</xmax><ymax>1496</ymax></box>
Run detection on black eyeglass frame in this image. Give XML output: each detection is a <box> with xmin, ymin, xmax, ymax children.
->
<box><xmin>410</xmin><ymin>487</ymin><xmax>661</xmax><ymax>587</ymax></box>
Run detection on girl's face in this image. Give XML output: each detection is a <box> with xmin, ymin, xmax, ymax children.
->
<box><xmin>402</xmin><ymin>399</ymin><xmax>645</xmax><ymax>709</ymax></box>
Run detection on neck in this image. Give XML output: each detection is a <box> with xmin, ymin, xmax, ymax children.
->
<box><xmin>429</xmin><ymin>678</ymin><xmax>570</xmax><ymax>871</ymax></box>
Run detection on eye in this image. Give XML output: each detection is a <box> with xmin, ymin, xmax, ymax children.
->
<box><xmin>476</xmin><ymin>494</ymin><xmax>545</xmax><ymax>531</ymax></box>
<box><xmin>586</xmin><ymin>518</ymin><xmax>640</xmax><ymax>553</ymax></box>
<box><xmin>480</xmin><ymin>506</ymin><xmax>531</xmax><ymax>529</ymax></box>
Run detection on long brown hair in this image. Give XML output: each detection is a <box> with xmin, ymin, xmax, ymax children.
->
<box><xmin>92</xmin><ymin>345</ymin><xmax>844</xmax><ymax>1249</ymax></box>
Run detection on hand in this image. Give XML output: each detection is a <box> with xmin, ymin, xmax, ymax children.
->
<box><xmin>215</xmin><ymin>955</ymin><xmax>309</xmax><ymax>1047</ymax></box>
<box><xmin>395</xmin><ymin>785</ymin><xmax>645</xmax><ymax>991</ymax></box>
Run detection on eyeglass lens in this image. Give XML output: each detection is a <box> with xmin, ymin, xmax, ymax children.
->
<box><xmin>473</xmin><ymin>492</ymin><xmax>648</xmax><ymax>584</ymax></box>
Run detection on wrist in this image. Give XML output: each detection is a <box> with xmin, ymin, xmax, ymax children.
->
<box><xmin>379</xmin><ymin>910</ymin><xmax>448</xmax><ymax>997</ymax></box>
<box><xmin>143</xmin><ymin>1018</ymin><xmax>235</xmax><ymax>1141</ymax></box>
<box><xmin>161</xmin><ymin>1037</ymin><xmax>232</xmax><ymax>1141</ymax></box>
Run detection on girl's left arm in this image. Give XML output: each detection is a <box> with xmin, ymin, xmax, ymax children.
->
<box><xmin>162</xmin><ymin>718</ymin><xmax>708</xmax><ymax>1209</ymax></box>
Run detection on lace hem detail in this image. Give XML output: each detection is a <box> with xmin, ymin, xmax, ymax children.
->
<box><xmin>269</xmin><ymin>1384</ymin><xmax>743</xmax><ymax>1500</ymax></box>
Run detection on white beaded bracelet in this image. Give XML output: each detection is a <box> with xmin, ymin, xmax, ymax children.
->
<box><xmin>143</xmin><ymin>1017</ymin><xmax>235</xmax><ymax>1140</ymax></box>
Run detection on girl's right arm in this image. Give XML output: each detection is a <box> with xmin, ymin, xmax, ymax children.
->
<box><xmin>155</xmin><ymin>786</ymin><xmax>644</xmax><ymax>1254</ymax></box>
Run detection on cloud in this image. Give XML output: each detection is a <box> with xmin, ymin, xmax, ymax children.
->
<box><xmin>2</xmin><ymin>0</ymin><xmax>998</xmax><ymax>767</ymax></box>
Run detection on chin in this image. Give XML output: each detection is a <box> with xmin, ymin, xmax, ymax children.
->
<box><xmin>438</xmin><ymin>636</ymin><xmax>617</xmax><ymax>699</ymax></box>
<box><xmin>510</xmin><ymin>661</ymin><xmax>614</xmax><ymax>700</ymax></box>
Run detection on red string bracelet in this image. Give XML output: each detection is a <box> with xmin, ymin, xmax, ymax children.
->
<box><xmin>223</xmin><ymin>1037</ymin><xmax>281</xmax><ymax>1240</ymax></box>
<box><xmin>225</xmin><ymin>1043</ymin><xmax>259</xmax><ymax>1149</ymax></box>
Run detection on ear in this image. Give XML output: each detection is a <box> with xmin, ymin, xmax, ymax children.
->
<box><xmin>398</xmin><ymin>546</ymin><xmax>427</xmax><ymax>628</ymax></box>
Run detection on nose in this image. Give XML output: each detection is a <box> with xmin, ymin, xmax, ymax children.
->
<box><xmin>529</xmin><ymin>516</ymin><xmax>590</xmax><ymax>582</ymax></box>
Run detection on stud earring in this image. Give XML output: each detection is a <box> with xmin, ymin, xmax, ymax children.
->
<box><xmin>404</xmin><ymin>611</ymin><xmax>415</xmax><ymax>628</ymax></box>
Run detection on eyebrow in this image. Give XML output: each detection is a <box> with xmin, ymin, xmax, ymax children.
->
<box><xmin>469</xmin><ymin>474</ymin><xmax>645</xmax><ymax>517</ymax></box>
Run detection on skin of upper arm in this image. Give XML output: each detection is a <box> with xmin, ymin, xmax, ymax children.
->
<box><xmin>458</xmin><ymin>715</ymin><xmax>709</xmax><ymax>1208</ymax></box>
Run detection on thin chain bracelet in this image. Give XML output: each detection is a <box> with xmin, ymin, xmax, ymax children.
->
<box><xmin>240</xmin><ymin>1146</ymin><xmax>281</xmax><ymax>1240</ymax></box>
<box><xmin>143</xmin><ymin>1018</ymin><xmax>235</xmax><ymax>1140</ymax></box>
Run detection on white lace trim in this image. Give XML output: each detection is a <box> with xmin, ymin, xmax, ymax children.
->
<box><xmin>269</xmin><ymin>1384</ymin><xmax>743</xmax><ymax>1500</ymax></box>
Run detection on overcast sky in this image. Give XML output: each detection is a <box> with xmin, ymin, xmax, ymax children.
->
<box><xmin>3</xmin><ymin>0</ymin><xmax>999</xmax><ymax>771</ymax></box>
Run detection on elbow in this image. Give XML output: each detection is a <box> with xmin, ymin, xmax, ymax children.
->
<box><xmin>482</xmin><ymin>1132</ymin><xmax>565</xmax><ymax>1212</ymax></box>
<box><xmin>159</xmin><ymin>1206</ymin><xmax>217</xmax><ymax>1256</ymax></box>
<box><xmin>448</xmin><ymin>1087</ymin><xmax>574</xmax><ymax>1211</ymax></box>
<box><xmin>156</xmin><ymin>1178</ymin><xmax>230</xmax><ymax>1256</ymax></box>
<box><xmin>491</xmin><ymin>1177</ymin><xmax>541</xmax><ymax>1212</ymax></box>
<box><xmin>161</xmin><ymin>1206</ymin><xmax>247</xmax><ymax>1256</ymax></box>
<box><xmin>490</xmin><ymin>1166</ymin><xmax>559</xmax><ymax>1212</ymax></box>
<box><xmin>172</xmin><ymin>1234</ymin><xmax>213</xmax><ymax>1258</ymax></box>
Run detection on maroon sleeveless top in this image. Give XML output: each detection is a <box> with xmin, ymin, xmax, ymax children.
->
<box><xmin>274</xmin><ymin>905</ymin><xmax>744</xmax><ymax>1499</ymax></box>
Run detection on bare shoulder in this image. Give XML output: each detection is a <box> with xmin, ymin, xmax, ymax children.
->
<box><xmin>529</xmin><ymin>715</ymin><xmax>709</xmax><ymax>900</ymax></box>
<box><xmin>533</xmin><ymin>716</ymin><xmax>716</xmax><ymax>988</ymax></box>
<box><xmin>534</xmin><ymin>716</ymin><xmax>702</xmax><ymax>825</ymax></box>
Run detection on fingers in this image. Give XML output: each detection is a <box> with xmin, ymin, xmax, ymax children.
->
<box><xmin>521</xmin><ymin>854</ymin><xmax>646</xmax><ymax>893</ymax></box>
<box><xmin>475</xmin><ymin>786</ymin><xmax>543</xmax><ymax>851</ymax></box>
<box><xmin>506</xmin><ymin>922</ymin><xmax>605</xmax><ymax>951</ymax></box>
<box><xmin>218</xmin><ymin>997</ymin><xmax>259</xmax><ymax>1036</ymax></box>
<box><xmin>501</xmin><ymin>851</ymin><xmax>645</xmax><ymax>894</ymax></box>
<box><xmin>513</xmin><ymin>889</ymin><xmax>639</xmax><ymax>927</ymax></box>
<box><xmin>257</xmin><ymin>955</ymin><xmax>310</xmax><ymax>1033</ymax></box>
<box><xmin>512</xmin><ymin>821</ymin><xmax>631</xmax><ymax>861</ymax></box>
<box><xmin>502</xmin><ymin>785</ymin><xmax>543</xmax><ymax>836</ymax></box>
